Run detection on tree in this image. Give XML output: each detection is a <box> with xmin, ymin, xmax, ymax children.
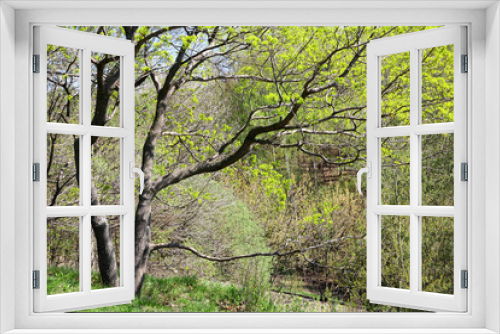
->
<box><xmin>132</xmin><ymin>25</ymin><xmax>374</xmax><ymax>295</ymax></box>
<box><xmin>47</xmin><ymin>25</ymin><xmax>447</xmax><ymax>297</ymax></box>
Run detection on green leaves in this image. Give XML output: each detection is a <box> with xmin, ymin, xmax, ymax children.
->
<box><xmin>264</xmin><ymin>92</ymin><xmax>280</xmax><ymax>104</ymax></box>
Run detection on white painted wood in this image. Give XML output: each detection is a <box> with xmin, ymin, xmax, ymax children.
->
<box><xmin>366</xmin><ymin>26</ymin><xmax>467</xmax><ymax>312</ymax></box>
<box><xmin>81</xmin><ymin>46</ymin><xmax>91</xmax><ymax>298</ymax></box>
<box><xmin>3</xmin><ymin>0</ymin><xmax>498</xmax><ymax>10</ymax></box>
<box><xmin>372</xmin><ymin>205</ymin><xmax>411</xmax><ymax>215</ymax></box>
<box><xmin>372</xmin><ymin>123</ymin><xmax>454</xmax><ymax>138</ymax></box>
<box><xmin>2</xmin><ymin>329</ymin><xmax>498</xmax><ymax>334</ymax></box>
<box><xmin>46</xmin><ymin>206</ymin><xmax>130</xmax><ymax>217</ymax></box>
<box><xmin>366</xmin><ymin>31</ymin><xmax>379</xmax><ymax>307</ymax></box>
<box><xmin>372</xmin><ymin>126</ymin><xmax>412</xmax><ymax>138</ymax></box>
<box><xmin>409</xmin><ymin>45</ymin><xmax>420</xmax><ymax>296</ymax></box>
<box><xmin>1</xmin><ymin>330</ymin><xmax>498</xmax><ymax>334</ymax></box>
<box><xmin>89</xmin><ymin>126</ymin><xmax>129</xmax><ymax>138</ymax></box>
<box><xmin>412</xmin><ymin>123</ymin><xmax>454</xmax><ymax>135</ymax></box>
<box><xmin>453</xmin><ymin>26</ymin><xmax>469</xmax><ymax>313</ymax></box>
<box><xmin>46</xmin><ymin>123</ymin><xmax>129</xmax><ymax>137</ymax></box>
<box><xmin>411</xmin><ymin>206</ymin><xmax>455</xmax><ymax>217</ymax></box>
<box><xmin>33</xmin><ymin>26</ymin><xmax>135</xmax><ymax>313</ymax></box>
<box><xmin>0</xmin><ymin>2</ymin><xmax>17</xmax><ymax>333</ymax></box>
<box><xmin>372</xmin><ymin>206</ymin><xmax>455</xmax><ymax>217</ymax></box>
<box><xmin>485</xmin><ymin>3</ymin><xmax>500</xmax><ymax>333</ymax></box>
<box><xmin>9</xmin><ymin>6</ymin><xmax>488</xmax><ymax>333</ymax></box>
<box><xmin>122</xmin><ymin>47</ymin><xmax>136</xmax><ymax>295</ymax></box>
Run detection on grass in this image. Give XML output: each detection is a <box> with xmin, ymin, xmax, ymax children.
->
<box><xmin>47</xmin><ymin>266</ymin><xmax>80</xmax><ymax>294</ymax></box>
<box><xmin>48</xmin><ymin>266</ymin><xmax>312</xmax><ymax>312</ymax></box>
<box><xmin>47</xmin><ymin>266</ymin><xmax>119</xmax><ymax>295</ymax></box>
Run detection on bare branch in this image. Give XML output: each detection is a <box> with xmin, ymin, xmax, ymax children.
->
<box><xmin>188</xmin><ymin>74</ymin><xmax>301</xmax><ymax>83</ymax></box>
<box><xmin>299</xmin><ymin>145</ymin><xmax>362</xmax><ymax>166</ymax></box>
<box><xmin>150</xmin><ymin>236</ymin><xmax>363</xmax><ymax>262</ymax></box>
<box><xmin>162</xmin><ymin>131</ymin><xmax>210</xmax><ymax>139</ymax></box>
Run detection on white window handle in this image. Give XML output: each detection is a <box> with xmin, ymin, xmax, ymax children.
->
<box><xmin>129</xmin><ymin>162</ymin><xmax>145</xmax><ymax>195</ymax></box>
<box><xmin>357</xmin><ymin>162</ymin><xmax>372</xmax><ymax>195</ymax></box>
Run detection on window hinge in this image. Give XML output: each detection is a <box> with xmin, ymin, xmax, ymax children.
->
<box><xmin>33</xmin><ymin>54</ymin><xmax>40</xmax><ymax>73</ymax></box>
<box><xmin>461</xmin><ymin>162</ymin><xmax>468</xmax><ymax>181</ymax></box>
<box><xmin>461</xmin><ymin>270</ymin><xmax>468</xmax><ymax>289</ymax></box>
<box><xmin>33</xmin><ymin>270</ymin><xmax>40</xmax><ymax>289</ymax></box>
<box><xmin>33</xmin><ymin>163</ymin><xmax>40</xmax><ymax>182</ymax></box>
<box><xmin>461</xmin><ymin>54</ymin><xmax>468</xmax><ymax>73</ymax></box>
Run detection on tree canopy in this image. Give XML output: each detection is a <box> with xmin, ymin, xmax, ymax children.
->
<box><xmin>46</xmin><ymin>26</ymin><xmax>455</xmax><ymax>311</ymax></box>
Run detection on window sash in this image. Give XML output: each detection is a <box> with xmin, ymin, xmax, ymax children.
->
<box><xmin>32</xmin><ymin>26</ymin><xmax>136</xmax><ymax>313</ymax></box>
<box><xmin>366</xmin><ymin>26</ymin><xmax>468</xmax><ymax>312</ymax></box>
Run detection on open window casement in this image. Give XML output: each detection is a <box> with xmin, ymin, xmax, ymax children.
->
<box><xmin>361</xmin><ymin>26</ymin><xmax>467</xmax><ymax>312</ymax></box>
<box><xmin>33</xmin><ymin>26</ymin><xmax>138</xmax><ymax>312</ymax></box>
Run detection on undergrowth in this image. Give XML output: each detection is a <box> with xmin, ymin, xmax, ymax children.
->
<box><xmin>48</xmin><ymin>267</ymin><xmax>312</xmax><ymax>312</ymax></box>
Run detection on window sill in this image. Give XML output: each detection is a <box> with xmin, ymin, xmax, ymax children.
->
<box><xmin>4</xmin><ymin>329</ymin><xmax>498</xmax><ymax>334</ymax></box>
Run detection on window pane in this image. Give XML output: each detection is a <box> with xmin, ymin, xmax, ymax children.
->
<box><xmin>91</xmin><ymin>52</ymin><xmax>121</xmax><ymax>127</ymax></box>
<box><xmin>47</xmin><ymin>217</ymin><xmax>80</xmax><ymax>295</ymax></box>
<box><xmin>91</xmin><ymin>136</ymin><xmax>121</xmax><ymax>205</ymax></box>
<box><xmin>381</xmin><ymin>215</ymin><xmax>410</xmax><ymax>290</ymax></box>
<box><xmin>91</xmin><ymin>215</ymin><xmax>121</xmax><ymax>289</ymax></box>
<box><xmin>47</xmin><ymin>45</ymin><xmax>80</xmax><ymax>124</ymax></box>
<box><xmin>380</xmin><ymin>51</ymin><xmax>410</xmax><ymax>127</ymax></box>
<box><xmin>421</xmin><ymin>133</ymin><xmax>454</xmax><ymax>206</ymax></box>
<box><xmin>381</xmin><ymin>136</ymin><xmax>410</xmax><ymax>205</ymax></box>
<box><xmin>47</xmin><ymin>134</ymin><xmax>80</xmax><ymax>206</ymax></box>
<box><xmin>421</xmin><ymin>45</ymin><xmax>454</xmax><ymax>124</ymax></box>
<box><xmin>421</xmin><ymin>217</ymin><xmax>454</xmax><ymax>294</ymax></box>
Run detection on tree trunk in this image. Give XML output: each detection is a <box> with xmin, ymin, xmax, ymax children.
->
<box><xmin>134</xmin><ymin>193</ymin><xmax>153</xmax><ymax>296</ymax></box>
<box><xmin>74</xmin><ymin>137</ymin><xmax>119</xmax><ymax>287</ymax></box>
<box><xmin>90</xmin><ymin>185</ymin><xmax>119</xmax><ymax>287</ymax></box>
<box><xmin>91</xmin><ymin>216</ymin><xmax>119</xmax><ymax>287</ymax></box>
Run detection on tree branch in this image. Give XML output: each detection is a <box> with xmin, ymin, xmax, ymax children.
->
<box><xmin>188</xmin><ymin>74</ymin><xmax>302</xmax><ymax>83</ymax></box>
<box><xmin>150</xmin><ymin>236</ymin><xmax>363</xmax><ymax>262</ymax></box>
<box><xmin>153</xmin><ymin>101</ymin><xmax>302</xmax><ymax>193</ymax></box>
<box><xmin>134</xmin><ymin>27</ymin><xmax>183</xmax><ymax>56</ymax></box>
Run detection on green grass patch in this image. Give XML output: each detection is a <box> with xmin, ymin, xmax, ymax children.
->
<box><xmin>81</xmin><ymin>274</ymin><xmax>283</xmax><ymax>312</ymax></box>
<box><xmin>47</xmin><ymin>266</ymin><xmax>120</xmax><ymax>294</ymax></box>
<box><xmin>48</xmin><ymin>267</ymin><xmax>308</xmax><ymax>312</ymax></box>
<box><xmin>47</xmin><ymin>266</ymin><xmax>80</xmax><ymax>294</ymax></box>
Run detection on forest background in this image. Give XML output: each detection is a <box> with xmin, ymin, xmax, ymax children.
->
<box><xmin>45</xmin><ymin>25</ymin><xmax>455</xmax><ymax>312</ymax></box>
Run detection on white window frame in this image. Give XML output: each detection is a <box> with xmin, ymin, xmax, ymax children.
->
<box><xmin>33</xmin><ymin>25</ymin><xmax>136</xmax><ymax>312</ymax></box>
<box><xmin>0</xmin><ymin>1</ymin><xmax>499</xmax><ymax>333</ymax></box>
<box><xmin>365</xmin><ymin>26</ymin><xmax>467</xmax><ymax>312</ymax></box>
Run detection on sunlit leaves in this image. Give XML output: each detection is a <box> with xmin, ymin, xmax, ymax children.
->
<box><xmin>381</xmin><ymin>52</ymin><xmax>411</xmax><ymax>127</ymax></box>
<box><xmin>422</xmin><ymin>45</ymin><xmax>454</xmax><ymax>123</ymax></box>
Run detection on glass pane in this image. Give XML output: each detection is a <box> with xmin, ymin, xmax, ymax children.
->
<box><xmin>421</xmin><ymin>133</ymin><xmax>454</xmax><ymax>206</ymax></box>
<box><xmin>47</xmin><ymin>45</ymin><xmax>80</xmax><ymax>124</ymax></box>
<box><xmin>381</xmin><ymin>136</ymin><xmax>410</xmax><ymax>205</ymax></box>
<box><xmin>47</xmin><ymin>217</ymin><xmax>80</xmax><ymax>295</ymax></box>
<box><xmin>91</xmin><ymin>52</ymin><xmax>121</xmax><ymax>127</ymax></box>
<box><xmin>421</xmin><ymin>45</ymin><xmax>454</xmax><ymax>124</ymax></box>
<box><xmin>421</xmin><ymin>217</ymin><xmax>454</xmax><ymax>294</ymax></box>
<box><xmin>91</xmin><ymin>136</ymin><xmax>121</xmax><ymax>205</ymax></box>
<box><xmin>47</xmin><ymin>134</ymin><xmax>80</xmax><ymax>206</ymax></box>
<box><xmin>381</xmin><ymin>215</ymin><xmax>410</xmax><ymax>290</ymax></box>
<box><xmin>380</xmin><ymin>51</ymin><xmax>410</xmax><ymax>127</ymax></box>
<box><xmin>91</xmin><ymin>215</ymin><xmax>121</xmax><ymax>289</ymax></box>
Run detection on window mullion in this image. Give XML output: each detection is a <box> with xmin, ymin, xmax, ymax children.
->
<box><xmin>81</xmin><ymin>47</ymin><xmax>92</xmax><ymax>294</ymax></box>
<box><xmin>409</xmin><ymin>47</ymin><xmax>420</xmax><ymax>294</ymax></box>
<box><xmin>82</xmin><ymin>47</ymin><xmax>91</xmax><ymax>208</ymax></box>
